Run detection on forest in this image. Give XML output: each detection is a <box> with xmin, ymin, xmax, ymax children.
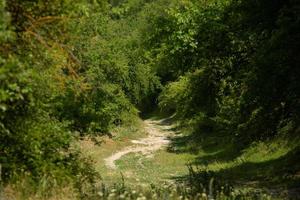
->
<box><xmin>0</xmin><ymin>0</ymin><xmax>299</xmax><ymax>199</ymax></box>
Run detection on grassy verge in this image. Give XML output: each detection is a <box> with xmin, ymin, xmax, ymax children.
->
<box><xmin>79</xmin><ymin>118</ymin><xmax>149</xmax><ymax>185</ymax></box>
<box><xmin>80</xmin><ymin>113</ymin><xmax>300</xmax><ymax>198</ymax></box>
<box><xmin>169</xmin><ymin>126</ymin><xmax>300</xmax><ymax>197</ymax></box>
<box><xmin>115</xmin><ymin>149</ymin><xmax>194</xmax><ymax>185</ymax></box>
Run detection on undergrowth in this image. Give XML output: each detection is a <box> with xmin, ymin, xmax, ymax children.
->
<box><xmin>0</xmin><ymin>178</ymin><xmax>280</xmax><ymax>200</ymax></box>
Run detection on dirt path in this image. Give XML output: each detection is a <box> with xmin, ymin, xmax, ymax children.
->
<box><xmin>104</xmin><ymin>119</ymin><xmax>173</xmax><ymax>169</ymax></box>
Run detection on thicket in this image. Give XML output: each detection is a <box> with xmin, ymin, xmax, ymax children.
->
<box><xmin>0</xmin><ymin>0</ymin><xmax>159</xmax><ymax>193</ymax></box>
<box><xmin>147</xmin><ymin>0</ymin><xmax>300</xmax><ymax>144</ymax></box>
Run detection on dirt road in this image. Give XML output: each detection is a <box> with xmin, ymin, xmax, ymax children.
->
<box><xmin>104</xmin><ymin>119</ymin><xmax>172</xmax><ymax>169</ymax></box>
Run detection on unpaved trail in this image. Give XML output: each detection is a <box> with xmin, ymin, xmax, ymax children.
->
<box><xmin>104</xmin><ymin>119</ymin><xmax>173</xmax><ymax>169</ymax></box>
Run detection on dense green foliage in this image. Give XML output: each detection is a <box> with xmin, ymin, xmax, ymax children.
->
<box><xmin>151</xmin><ymin>0</ymin><xmax>300</xmax><ymax>143</ymax></box>
<box><xmin>1</xmin><ymin>0</ymin><xmax>299</xmax><ymax>198</ymax></box>
<box><xmin>0</xmin><ymin>0</ymin><xmax>158</xmax><ymax>190</ymax></box>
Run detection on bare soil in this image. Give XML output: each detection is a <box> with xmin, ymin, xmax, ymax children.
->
<box><xmin>104</xmin><ymin>119</ymin><xmax>173</xmax><ymax>169</ymax></box>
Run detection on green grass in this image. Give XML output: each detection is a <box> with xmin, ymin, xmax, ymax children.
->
<box><xmin>79</xmin><ymin>119</ymin><xmax>148</xmax><ymax>184</ymax></box>
<box><xmin>115</xmin><ymin>150</ymin><xmax>194</xmax><ymax>185</ymax></box>
<box><xmin>79</xmin><ymin>115</ymin><xmax>300</xmax><ymax>198</ymax></box>
<box><xmin>80</xmin><ymin>116</ymin><xmax>196</xmax><ymax>186</ymax></box>
<box><xmin>169</xmin><ymin>127</ymin><xmax>300</xmax><ymax>192</ymax></box>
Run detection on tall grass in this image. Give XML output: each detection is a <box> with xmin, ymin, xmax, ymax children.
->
<box><xmin>0</xmin><ymin>177</ymin><xmax>281</xmax><ymax>200</ymax></box>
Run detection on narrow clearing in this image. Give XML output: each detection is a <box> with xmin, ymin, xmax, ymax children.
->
<box><xmin>104</xmin><ymin>119</ymin><xmax>173</xmax><ymax>169</ymax></box>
